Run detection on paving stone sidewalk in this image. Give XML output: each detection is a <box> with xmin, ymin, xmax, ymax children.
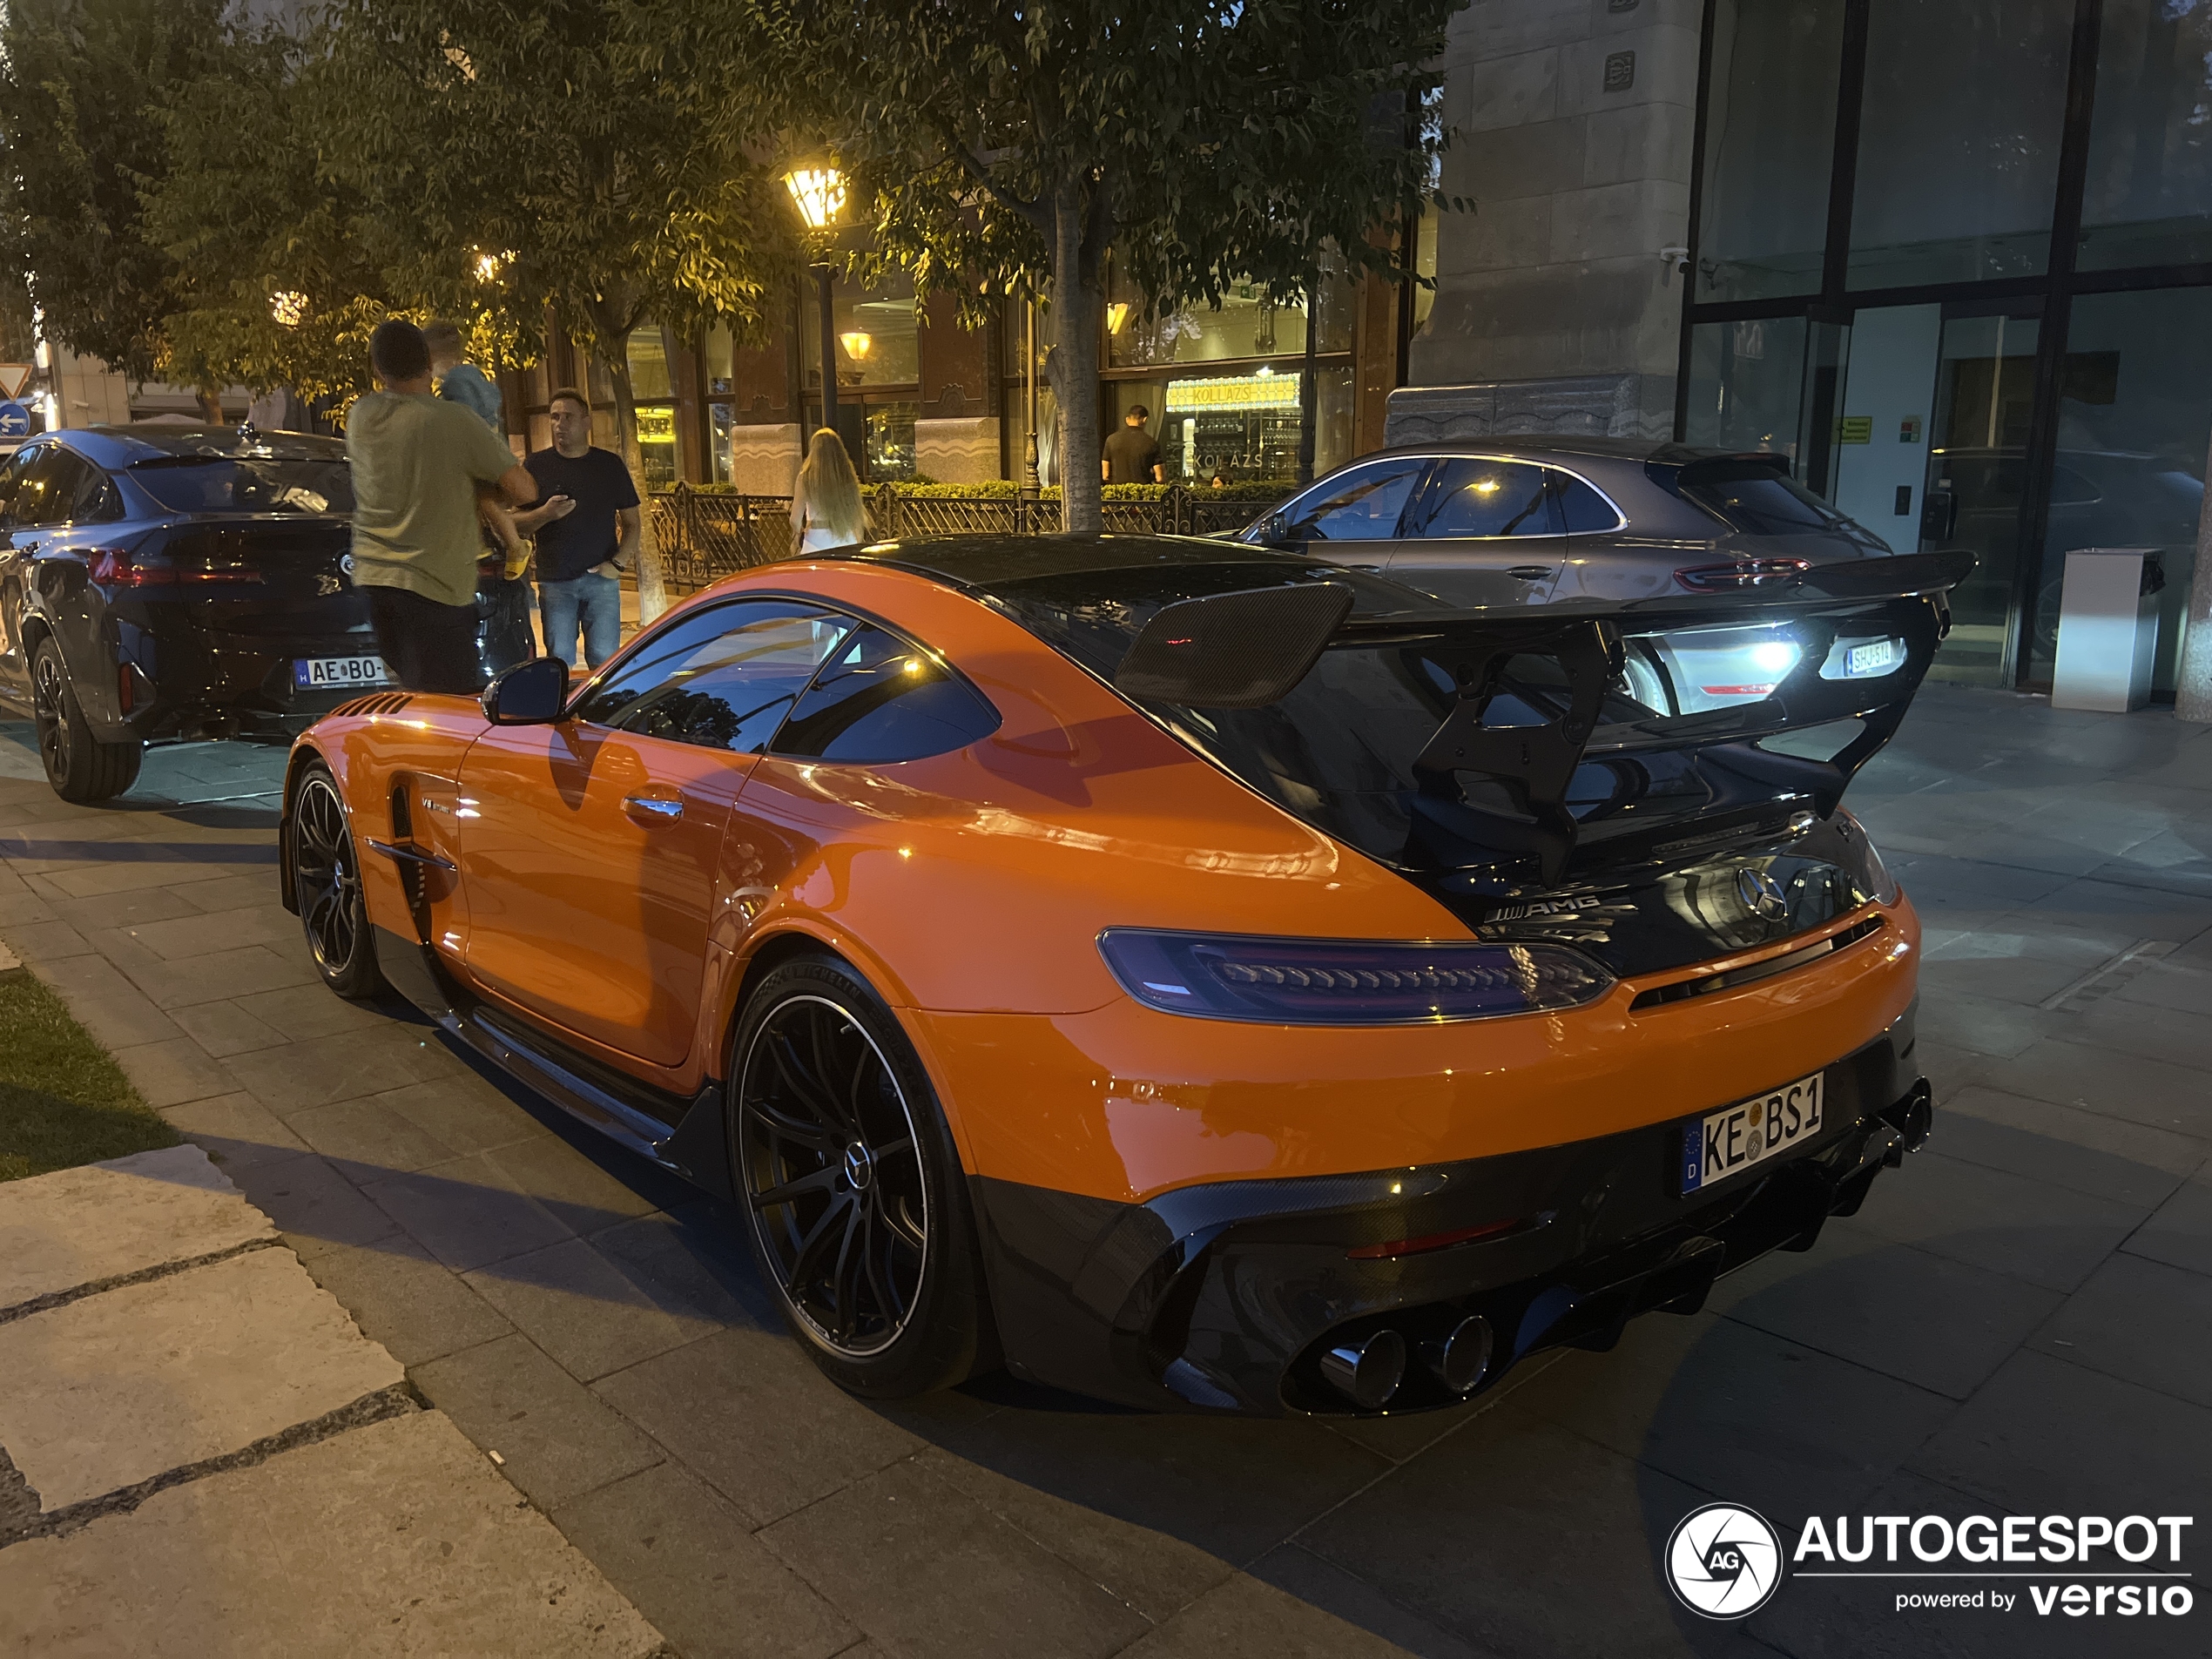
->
<box><xmin>0</xmin><ymin>1143</ymin><xmax>661</xmax><ymax>1656</ymax></box>
<box><xmin>0</xmin><ymin>688</ymin><xmax>2209</xmax><ymax>1658</ymax></box>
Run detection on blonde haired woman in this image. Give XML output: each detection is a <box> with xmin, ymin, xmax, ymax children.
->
<box><xmin>790</xmin><ymin>427</ymin><xmax>867</xmax><ymax>552</ymax></box>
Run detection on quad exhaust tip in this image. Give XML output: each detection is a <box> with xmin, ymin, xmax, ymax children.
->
<box><xmin>1422</xmin><ymin>1314</ymin><xmax>1495</xmax><ymax>1395</ymax></box>
<box><xmin>1319</xmin><ymin>1329</ymin><xmax>1407</xmax><ymax>1410</ymax></box>
<box><xmin>1880</xmin><ymin>1081</ymin><xmax>1934</xmax><ymax>1165</ymax></box>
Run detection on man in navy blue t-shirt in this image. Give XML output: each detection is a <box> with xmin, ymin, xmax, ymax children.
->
<box><xmin>525</xmin><ymin>388</ymin><xmax>640</xmax><ymax>669</ymax></box>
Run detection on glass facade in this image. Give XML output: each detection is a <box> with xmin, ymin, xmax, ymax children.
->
<box><xmin>1683</xmin><ymin>0</ymin><xmax>2212</xmax><ymax>694</ymax></box>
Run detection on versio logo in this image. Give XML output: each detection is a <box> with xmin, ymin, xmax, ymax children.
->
<box><xmin>1666</xmin><ymin>1504</ymin><xmax>1784</xmax><ymax>1620</ymax></box>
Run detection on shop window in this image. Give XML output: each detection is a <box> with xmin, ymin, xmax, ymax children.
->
<box><xmin>705</xmin><ymin>323</ymin><xmax>734</xmax><ymax>395</ymax></box>
<box><xmin>1161</xmin><ymin>370</ymin><xmax>1305</xmax><ymax>484</ymax></box>
<box><xmin>1106</xmin><ymin>260</ymin><xmax>1356</xmax><ymax>370</ymax></box>
<box><xmin>1696</xmin><ymin>0</ymin><xmax>1844</xmax><ymax>302</ymax></box>
<box><xmin>2026</xmin><ymin>286</ymin><xmax>2212</xmax><ymax>691</ymax></box>
<box><xmin>634</xmin><ymin>403</ymin><xmax>678</xmax><ymax>489</ymax></box>
<box><xmin>625</xmin><ymin>325</ymin><xmax>673</xmax><ymax>401</ymax></box>
<box><xmin>800</xmin><ymin>273</ymin><xmax>920</xmax><ymax>389</ymax></box>
<box><xmin>2079</xmin><ymin>5</ymin><xmax>2212</xmax><ymax>272</ymax></box>
<box><xmin>1847</xmin><ymin>0</ymin><xmax>2072</xmax><ymax>291</ymax></box>
<box><xmin>864</xmin><ymin>403</ymin><xmax>918</xmax><ymax>481</ymax></box>
<box><xmin>710</xmin><ymin>404</ymin><xmax>736</xmax><ymax>484</ymax></box>
<box><xmin>1683</xmin><ymin>317</ymin><xmax>1812</xmax><ymax>466</ymax></box>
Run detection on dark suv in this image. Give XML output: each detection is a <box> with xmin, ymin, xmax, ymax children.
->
<box><xmin>0</xmin><ymin>426</ymin><xmax>379</xmax><ymax>801</ymax></box>
<box><xmin>1243</xmin><ymin>438</ymin><xmax>1912</xmax><ymax>711</ymax></box>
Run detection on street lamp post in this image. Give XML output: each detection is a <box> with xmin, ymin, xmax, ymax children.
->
<box><xmin>783</xmin><ymin>166</ymin><xmax>846</xmax><ymax>440</ymax></box>
<box><xmin>1022</xmin><ymin>285</ymin><xmax>1041</xmax><ymax>530</ymax></box>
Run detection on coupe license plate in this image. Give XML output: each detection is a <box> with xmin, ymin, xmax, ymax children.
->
<box><xmin>293</xmin><ymin>655</ymin><xmax>390</xmax><ymax>690</ymax></box>
<box><xmin>1679</xmin><ymin>1072</ymin><xmax>1825</xmax><ymax>1195</ymax></box>
<box><xmin>1845</xmin><ymin>637</ymin><xmax>1901</xmax><ymax>677</ymax></box>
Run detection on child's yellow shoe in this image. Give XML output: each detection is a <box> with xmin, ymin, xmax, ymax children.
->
<box><xmin>502</xmin><ymin>547</ymin><xmax>531</xmax><ymax>581</ymax></box>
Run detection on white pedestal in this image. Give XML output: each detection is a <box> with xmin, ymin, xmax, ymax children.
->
<box><xmin>2051</xmin><ymin>549</ymin><xmax>2160</xmax><ymax>712</ymax></box>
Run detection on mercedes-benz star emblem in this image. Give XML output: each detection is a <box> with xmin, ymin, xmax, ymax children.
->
<box><xmin>1665</xmin><ymin>1502</ymin><xmax>1783</xmax><ymax>1620</ymax></box>
<box><xmin>1736</xmin><ymin>867</ymin><xmax>1789</xmax><ymax>921</ymax></box>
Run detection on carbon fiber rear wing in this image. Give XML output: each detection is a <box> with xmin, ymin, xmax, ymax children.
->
<box><xmin>1113</xmin><ymin>548</ymin><xmax>1973</xmax><ymax>883</ymax></box>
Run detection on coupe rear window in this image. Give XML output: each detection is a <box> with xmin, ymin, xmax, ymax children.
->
<box><xmin>130</xmin><ymin>456</ymin><xmax>354</xmax><ymax>516</ymax></box>
<box><xmin>1677</xmin><ymin>464</ymin><xmax>1850</xmax><ymax>536</ymax></box>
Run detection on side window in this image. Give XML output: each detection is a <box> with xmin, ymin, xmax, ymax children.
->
<box><xmin>1284</xmin><ymin>460</ymin><xmax>1427</xmax><ymax>541</ymax></box>
<box><xmin>11</xmin><ymin>448</ymin><xmax>78</xmax><ymax>527</ymax></box>
<box><xmin>773</xmin><ymin>624</ymin><xmax>1000</xmax><ymax>764</ymax></box>
<box><xmin>1553</xmin><ymin>471</ymin><xmax>1622</xmax><ymax>533</ymax></box>
<box><xmin>71</xmin><ymin>462</ymin><xmax>121</xmax><ymax>523</ymax></box>
<box><xmin>1408</xmin><ymin>460</ymin><xmax>1557</xmax><ymax>538</ymax></box>
<box><xmin>36</xmin><ymin>450</ymin><xmax>93</xmax><ymax>525</ymax></box>
<box><xmin>571</xmin><ymin>600</ymin><xmax>849</xmax><ymax>752</ymax></box>
<box><xmin>0</xmin><ymin>450</ymin><xmax>28</xmax><ymax>525</ymax></box>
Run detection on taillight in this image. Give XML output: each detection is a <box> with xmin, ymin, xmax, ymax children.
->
<box><xmin>88</xmin><ymin>547</ymin><xmax>260</xmax><ymax>587</ymax></box>
<box><xmin>90</xmin><ymin>548</ymin><xmax>174</xmax><ymax>587</ymax></box>
<box><xmin>1346</xmin><ymin>1217</ymin><xmax>1528</xmax><ymax>1260</ymax></box>
<box><xmin>118</xmin><ymin>664</ymin><xmax>133</xmax><ymax>713</ymax></box>
<box><xmin>1674</xmin><ymin>558</ymin><xmax>1810</xmax><ymax>591</ymax></box>
<box><xmin>1096</xmin><ymin>929</ymin><xmax>1614</xmax><ymax>1025</ymax></box>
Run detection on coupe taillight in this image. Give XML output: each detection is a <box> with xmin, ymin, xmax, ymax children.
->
<box><xmin>1096</xmin><ymin>929</ymin><xmax>1613</xmax><ymax>1025</ymax></box>
<box><xmin>1674</xmin><ymin>558</ymin><xmax>1810</xmax><ymax>591</ymax></box>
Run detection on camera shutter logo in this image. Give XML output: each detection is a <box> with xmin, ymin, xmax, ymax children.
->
<box><xmin>1666</xmin><ymin>1503</ymin><xmax>1784</xmax><ymax>1620</ymax></box>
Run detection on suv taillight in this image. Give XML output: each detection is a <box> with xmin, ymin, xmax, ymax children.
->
<box><xmin>1674</xmin><ymin>558</ymin><xmax>1810</xmax><ymax>592</ymax></box>
<box><xmin>89</xmin><ymin>548</ymin><xmax>175</xmax><ymax>587</ymax></box>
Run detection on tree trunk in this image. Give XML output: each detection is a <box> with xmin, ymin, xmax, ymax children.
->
<box><xmin>2177</xmin><ymin>418</ymin><xmax>2212</xmax><ymax>720</ymax></box>
<box><xmin>196</xmin><ymin>386</ymin><xmax>224</xmax><ymax>424</ymax></box>
<box><xmin>597</xmin><ymin>344</ymin><xmax>671</xmax><ymax>624</ymax></box>
<box><xmin>1049</xmin><ymin>181</ymin><xmax>1103</xmax><ymax>537</ymax></box>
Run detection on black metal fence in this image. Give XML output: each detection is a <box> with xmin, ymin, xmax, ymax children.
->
<box><xmin>648</xmin><ymin>482</ymin><xmax>1265</xmax><ymax>592</ymax></box>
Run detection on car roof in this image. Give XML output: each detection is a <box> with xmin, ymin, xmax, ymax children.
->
<box><xmin>56</xmin><ymin>424</ymin><xmax>346</xmax><ymax>468</ymax></box>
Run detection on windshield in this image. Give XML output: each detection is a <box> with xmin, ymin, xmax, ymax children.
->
<box><xmin>130</xmin><ymin>456</ymin><xmax>354</xmax><ymax>516</ymax></box>
<box><xmin>1678</xmin><ymin>463</ymin><xmax>1852</xmax><ymax>536</ymax></box>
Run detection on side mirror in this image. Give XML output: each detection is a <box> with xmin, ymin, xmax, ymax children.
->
<box><xmin>482</xmin><ymin>656</ymin><xmax>570</xmax><ymax>725</ymax></box>
<box><xmin>1251</xmin><ymin>510</ymin><xmax>1296</xmax><ymax>548</ymax></box>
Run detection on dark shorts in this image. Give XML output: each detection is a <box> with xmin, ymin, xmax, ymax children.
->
<box><xmin>364</xmin><ymin>585</ymin><xmax>482</xmax><ymax>696</ymax></box>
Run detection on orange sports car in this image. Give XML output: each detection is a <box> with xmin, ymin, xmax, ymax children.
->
<box><xmin>280</xmin><ymin>535</ymin><xmax>1965</xmax><ymax>1415</ymax></box>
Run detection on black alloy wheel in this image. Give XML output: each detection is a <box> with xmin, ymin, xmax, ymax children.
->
<box><xmin>31</xmin><ymin>638</ymin><xmax>142</xmax><ymax>804</ymax></box>
<box><xmin>289</xmin><ymin>765</ymin><xmax>384</xmax><ymax>998</ymax></box>
<box><xmin>732</xmin><ymin>954</ymin><xmax>991</xmax><ymax>1396</ymax></box>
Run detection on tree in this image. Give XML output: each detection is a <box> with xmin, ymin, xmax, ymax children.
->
<box><xmin>719</xmin><ymin>0</ymin><xmax>1465</xmax><ymax>534</ymax></box>
<box><xmin>320</xmin><ymin>0</ymin><xmax>798</xmax><ymax>619</ymax></box>
<box><xmin>141</xmin><ymin>21</ymin><xmax>401</xmax><ymax>409</ymax></box>
<box><xmin>0</xmin><ymin>0</ymin><xmax>223</xmax><ymax>393</ymax></box>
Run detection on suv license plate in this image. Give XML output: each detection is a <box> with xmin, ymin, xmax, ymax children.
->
<box><xmin>1680</xmin><ymin>1072</ymin><xmax>1824</xmax><ymax>1195</ymax></box>
<box><xmin>293</xmin><ymin>655</ymin><xmax>390</xmax><ymax>690</ymax></box>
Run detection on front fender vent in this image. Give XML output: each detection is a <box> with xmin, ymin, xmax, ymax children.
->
<box><xmin>333</xmin><ymin>691</ymin><xmax>413</xmax><ymax>718</ymax></box>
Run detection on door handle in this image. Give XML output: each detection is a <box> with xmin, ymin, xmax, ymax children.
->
<box><xmin>1507</xmin><ymin>565</ymin><xmax>1554</xmax><ymax>580</ymax></box>
<box><xmin>623</xmin><ymin>794</ymin><xmax>685</xmax><ymax>822</ymax></box>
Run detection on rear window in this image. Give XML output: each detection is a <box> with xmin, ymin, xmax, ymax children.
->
<box><xmin>1677</xmin><ymin>463</ymin><xmax>1850</xmax><ymax>536</ymax></box>
<box><xmin>130</xmin><ymin>456</ymin><xmax>354</xmax><ymax>516</ymax></box>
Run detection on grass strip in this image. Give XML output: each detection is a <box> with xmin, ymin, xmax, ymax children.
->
<box><xmin>0</xmin><ymin>965</ymin><xmax>178</xmax><ymax>1182</ymax></box>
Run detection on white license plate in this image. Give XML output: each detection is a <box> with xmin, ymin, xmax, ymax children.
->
<box><xmin>1845</xmin><ymin>637</ymin><xmax>1901</xmax><ymax>677</ymax></box>
<box><xmin>1679</xmin><ymin>1072</ymin><xmax>1825</xmax><ymax>1195</ymax></box>
<box><xmin>293</xmin><ymin>655</ymin><xmax>390</xmax><ymax>690</ymax></box>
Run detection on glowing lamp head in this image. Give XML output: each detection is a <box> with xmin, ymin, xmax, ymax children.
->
<box><xmin>269</xmin><ymin>291</ymin><xmax>308</xmax><ymax>328</ymax></box>
<box><xmin>838</xmin><ymin>330</ymin><xmax>873</xmax><ymax>361</ymax></box>
<box><xmin>783</xmin><ymin>166</ymin><xmax>846</xmax><ymax>232</ymax></box>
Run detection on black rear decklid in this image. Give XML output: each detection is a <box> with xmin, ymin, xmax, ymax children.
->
<box><xmin>1106</xmin><ymin>548</ymin><xmax>1973</xmax><ymax>887</ymax></box>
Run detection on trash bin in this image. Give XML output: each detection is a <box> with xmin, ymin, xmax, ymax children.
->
<box><xmin>2051</xmin><ymin>548</ymin><xmax>2164</xmax><ymax>712</ymax></box>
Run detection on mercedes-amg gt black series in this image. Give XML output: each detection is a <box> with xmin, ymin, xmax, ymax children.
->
<box><xmin>0</xmin><ymin>425</ymin><xmax>381</xmax><ymax>802</ymax></box>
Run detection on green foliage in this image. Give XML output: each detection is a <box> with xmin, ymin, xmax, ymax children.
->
<box><xmin>143</xmin><ymin>22</ymin><xmax>400</xmax><ymax>402</ymax></box>
<box><xmin>0</xmin><ymin>0</ymin><xmax>225</xmax><ymax>381</ymax></box>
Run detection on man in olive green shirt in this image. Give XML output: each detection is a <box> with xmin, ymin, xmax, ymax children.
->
<box><xmin>347</xmin><ymin>319</ymin><xmax>537</xmax><ymax>693</ymax></box>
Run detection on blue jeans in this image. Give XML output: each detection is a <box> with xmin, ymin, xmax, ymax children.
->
<box><xmin>537</xmin><ymin>572</ymin><xmax>622</xmax><ymax>670</ymax></box>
